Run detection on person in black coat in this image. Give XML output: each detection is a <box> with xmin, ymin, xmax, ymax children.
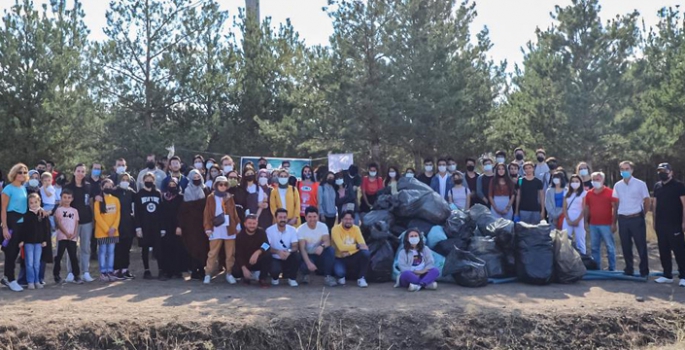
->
<box><xmin>113</xmin><ymin>173</ymin><xmax>136</xmax><ymax>280</ymax></box>
<box><xmin>160</xmin><ymin>178</ymin><xmax>186</xmax><ymax>279</ymax></box>
<box><xmin>134</xmin><ymin>173</ymin><xmax>163</xmax><ymax>280</ymax></box>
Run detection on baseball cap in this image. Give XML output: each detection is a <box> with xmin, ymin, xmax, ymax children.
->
<box><xmin>657</xmin><ymin>163</ymin><xmax>672</xmax><ymax>171</ymax></box>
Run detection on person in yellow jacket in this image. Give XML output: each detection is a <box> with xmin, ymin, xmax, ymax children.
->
<box><xmin>94</xmin><ymin>179</ymin><xmax>121</xmax><ymax>282</ymax></box>
<box><xmin>270</xmin><ymin>169</ymin><xmax>301</xmax><ymax>226</ymax></box>
<box><xmin>331</xmin><ymin>210</ymin><xmax>370</xmax><ymax>288</ymax></box>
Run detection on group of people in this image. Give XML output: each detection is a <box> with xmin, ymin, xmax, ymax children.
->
<box><xmin>1</xmin><ymin>146</ymin><xmax>684</xmax><ymax>293</ymax></box>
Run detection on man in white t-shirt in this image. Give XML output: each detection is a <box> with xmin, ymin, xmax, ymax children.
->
<box><xmin>612</xmin><ymin>160</ymin><xmax>651</xmax><ymax>277</ymax></box>
<box><xmin>266</xmin><ymin>208</ymin><xmax>300</xmax><ymax>287</ymax></box>
<box><xmin>297</xmin><ymin>207</ymin><xmax>336</xmax><ymax>287</ymax></box>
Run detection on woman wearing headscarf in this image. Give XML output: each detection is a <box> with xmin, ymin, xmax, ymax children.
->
<box><xmin>256</xmin><ymin>169</ymin><xmax>273</xmax><ymax>229</ymax></box>
<box><xmin>176</xmin><ymin>169</ymin><xmax>210</xmax><ymax>280</ymax></box>
<box><xmin>160</xmin><ymin>177</ymin><xmax>186</xmax><ymax>279</ymax></box>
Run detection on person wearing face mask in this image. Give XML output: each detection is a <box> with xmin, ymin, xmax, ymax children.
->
<box><xmin>612</xmin><ymin>160</ymin><xmax>651</xmax><ymax>277</ymax></box>
<box><xmin>384</xmin><ymin>166</ymin><xmax>400</xmax><ymax>195</ymax></box>
<box><xmin>417</xmin><ymin>159</ymin><xmax>435</xmax><ymax>186</ymax></box>
<box><xmin>583</xmin><ymin>171</ymin><xmax>617</xmax><ymax>272</ymax></box>
<box><xmin>464</xmin><ymin>158</ymin><xmax>480</xmax><ymax>207</ymax></box>
<box><xmin>235</xmin><ymin>167</ymin><xmax>261</xmax><ymax>225</ymax></box>
<box><xmin>108</xmin><ymin>158</ymin><xmax>135</xmax><ymax>191</ymax></box>
<box><xmin>159</xmin><ymin>177</ymin><xmax>186</xmax><ymax>280</ymax></box>
<box><xmin>476</xmin><ymin>158</ymin><xmax>495</xmax><ymax>208</ymax></box>
<box><xmin>430</xmin><ymin>158</ymin><xmax>453</xmax><ymax>201</ymax></box>
<box><xmin>404</xmin><ymin>168</ymin><xmax>416</xmax><ymax>179</ymax></box>
<box><xmin>335</xmin><ymin>172</ymin><xmax>357</xmax><ymax>223</ymax></box>
<box><xmin>318</xmin><ymin>172</ymin><xmax>338</xmax><ymax>231</ymax></box>
<box><xmin>26</xmin><ymin>170</ymin><xmax>41</xmax><ymax>195</ymax></box>
<box><xmin>396</xmin><ymin>229</ymin><xmax>439</xmax><ymax>292</ymax></box>
<box><xmin>202</xmin><ymin>176</ymin><xmax>241</xmax><ymax>285</ymax></box>
<box><xmin>134</xmin><ymin>173</ymin><xmax>164</xmax><ymax>280</ymax></box>
<box><xmin>253</xmin><ymin>170</ymin><xmax>273</xmax><ymax>228</ymax></box>
<box><xmin>205</xmin><ymin>164</ymin><xmax>221</xmax><ymax>189</ymax></box>
<box><xmin>447</xmin><ymin>158</ymin><xmax>458</xmax><ymax>174</ymax></box>
<box><xmin>448</xmin><ymin>171</ymin><xmax>471</xmax><ymax>210</ymax></box>
<box><xmin>652</xmin><ymin>163</ymin><xmax>685</xmax><ymax>286</ymax></box>
<box><xmin>258</xmin><ymin>157</ymin><xmax>268</xmax><ymax>170</ymax></box>
<box><xmin>576</xmin><ymin>162</ymin><xmax>593</xmax><ymax>190</ymax></box>
<box><xmin>162</xmin><ymin>156</ymin><xmax>189</xmax><ymax>192</ymax></box>
<box><xmin>63</xmin><ymin>164</ymin><xmax>95</xmax><ymax>283</ymax></box>
<box><xmin>495</xmin><ymin>150</ymin><xmax>507</xmax><ymax>165</ymax></box>
<box><xmin>534</xmin><ymin>149</ymin><xmax>550</xmax><ymax>187</ymax></box>
<box><xmin>562</xmin><ymin>174</ymin><xmax>588</xmax><ymax>254</ymax></box>
<box><xmin>331</xmin><ymin>210</ymin><xmax>369</xmax><ymax>288</ymax></box>
<box><xmin>488</xmin><ymin>164</ymin><xmax>515</xmax><ymax>219</ymax></box>
<box><xmin>112</xmin><ymin>173</ymin><xmax>136</xmax><ymax>280</ymax></box>
<box><xmin>513</xmin><ymin>147</ymin><xmax>526</xmax><ymax>176</ymax></box>
<box><xmin>193</xmin><ymin>155</ymin><xmax>205</xmax><ymax>172</ymax></box>
<box><xmin>361</xmin><ymin>163</ymin><xmax>384</xmax><ymax>213</ymax></box>
<box><xmin>269</xmin><ymin>169</ymin><xmax>301</xmax><ymax>227</ymax></box>
<box><xmin>280</xmin><ymin>161</ymin><xmax>299</xmax><ymax>187</ymax></box>
<box><xmin>544</xmin><ymin>171</ymin><xmax>566</xmax><ymax>229</ymax></box>
<box><xmin>297</xmin><ymin>165</ymin><xmax>319</xmax><ymax>222</ymax></box>
<box><xmin>515</xmin><ymin>162</ymin><xmax>545</xmax><ymax>224</ymax></box>
<box><xmin>94</xmin><ymin>179</ymin><xmax>121</xmax><ymax>282</ymax></box>
<box><xmin>138</xmin><ymin>154</ymin><xmax>166</xmax><ymax>190</ymax></box>
<box><xmin>176</xmin><ymin>169</ymin><xmax>210</xmax><ymax>280</ymax></box>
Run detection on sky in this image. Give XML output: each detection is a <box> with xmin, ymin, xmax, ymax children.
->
<box><xmin>1</xmin><ymin>0</ymin><xmax>681</xmax><ymax>71</ymax></box>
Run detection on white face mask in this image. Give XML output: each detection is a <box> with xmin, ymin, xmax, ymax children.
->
<box><xmin>116</xmin><ymin>166</ymin><xmax>126</xmax><ymax>174</ymax></box>
<box><xmin>223</xmin><ymin>165</ymin><xmax>233</xmax><ymax>173</ymax></box>
<box><xmin>579</xmin><ymin>169</ymin><xmax>589</xmax><ymax>177</ymax></box>
<box><xmin>119</xmin><ymin>181</ymin><xmax>130</xmax><ymax>190</ymax></box>
<box><xmin>405</xmin><ymin>173</ymin><xmax>415</xmax><ymax>178</ymax></box>
<box><xmin>194</xmin><ymin>162</ymin><xmax>203</xmax><ymax>169</ymax></box>
<box><xmin>278</xmin><ymin>177</ymin><xmax>289</xmax><ymax>186</ymax></box>
<box><xmin>28</xmin><ymin>179</ymin><xmax>39</xmax><ymax>187</ymax></box>
<box><xmin>335</xmin><ymin>179</ymin><xmax>344</xmax><ymax>186</ymax></box>
<box><xmin>206</xmin><ymin>162</ymin><xmax>214</xmax><ymax>169</ymax></box>
<box><xmin>369</xmin><ymin>171</ymin><xmax>377</xmax><ymax>177</ymax></box>
<box><xmin>424</xmin><ymin>165</ymin><xmax>433</xmax><ymax>172</ymax></box>
<box><xmin>448</xmin><ymin>165</ymin><xmax>457</xmax><ymax>172</ymax></box>
<box><xmin>570</xmin><ymin>182</ymin><xmax>581</xmax><ymax>190</ymax></box>
<box><xmin>388</xmin><ymin>172</ymin><xmax>397</xmax><ymax>178</ymax></box>
<box><xmin>438</xmin><ymin>165</ymin><xmax>447</xmax><ymax>173</ymax></box>
<box><xmin>552</xmin><ymin>178</ymin><xmax>561</xmax><ymax>185</ymax></box>
<box><xmin>591</xmin><ymin>181</ymin><xmax>603</xmax><ymax>189</ymax></box>
<box><xmin>483</xmin><ymin>164</ymin><xmax>493</xmax><ymax>172</ymax></box>
<box><xmin>408</xmin><ymin>237</ymin><xmax>420</xmax><ymax>245</ymax></box>
<box><xmin>496</xmin><ymin>157</ymin><xmax>505</xmax><ymax>164</ymax></box>
<box><xmin>258</xmin><ymin>177</ymin><xmax>268</xmax><ymax>186</ymax></box>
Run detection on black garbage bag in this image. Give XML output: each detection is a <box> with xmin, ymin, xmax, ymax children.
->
<box><xmin>397</xmin><ymin>176</ymin><xmax>434</xmax><ymax>192</ymax></box>
<box><xmin>374</xmin><ymin>194</ymin><xmax>398</xmax><ymax>210</ymax></box>
<box><xmin>407</xmin><ymin>218</ymin><xmax>434</xmax><ymax>236</ymax></box>
<box><xmin>416</xmin><ymin>191</ymin><xmax>451</xmax><ymax>224</ymax></box>
<box><xmin>469</xmin><ymin>236</ymin><xmax>505</xmax><ymax>278</ymax></box>
<box><xmin>489</xmin><ymin>218</ymin><xmax>515</xmax><ymax>251</ymax></box>
<box><xmin>443</xmin><ymin>247</ymin><xmax>488</xmax><ymax>288</ymax></box>
<box><xmin>443</xmin><ymin>209</ymin><xmax>476</xmax><ymax>239</ymax></box>
<box><xmin>515</xmin><ymin>222</ymin><xmax>554</xmax><ymax>285</ymax></box>
<box><xmin>434</xmin><ymin>237</ymin><xmax>469</xmax><ymax>256</ymax></box>
<box><xmin>476</xmin><ymin>214</ymin><xmax>498</xmax><ymax>236</ymax></box>
<box><xmin>552</xmin><ymin>230</ymin><xmax>586</xmax><ymax>284</ymax></box>
<box><xmin>361</xmin><ymin>210</ymin><xmax>395</xmax><ymax>235</ymax></box>
<box><xmin>503</xmin><ymin>250</ymin><xmax>517</xmax><ymax>277</ymax></box>
<box><xmin>390</xmin><ymin>224</ymin><xmax>407</xmax><ymax>237</ymax></box>
<box><xmin>581</xmin><ymin>254</ymin><xmax>599</xmax><ymax>271</ymax></box>
<box><xmin>366</xmin><ymin>239</ymin><xmax>395</xmax><ymax>283</ymax></box>
<box><xmin>469</xmin><ymin>204</ymin><xmax>491</xmax><ymax>223</ymax></box>
<box><xmin>395</xmin><ymin>189</ymin><xmax>425</xmax><ymax>218</ymax></box>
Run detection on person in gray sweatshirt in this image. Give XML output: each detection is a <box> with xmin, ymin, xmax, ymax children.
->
<box><xmin>317</xmin><ymin>172</ymin><xmax>338</xmax><ymax>232</ymax></box>
<box><xmin>396</xmin><ymin>228</ymin><xmax>439</xmax><ymax>292</ymax></box>
<box><xmin>545</xmin><ymin>171</ymin><xmax>566</xmax><ymax>229</ymax></box>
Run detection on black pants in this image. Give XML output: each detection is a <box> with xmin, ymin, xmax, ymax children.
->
<box><xmin>188</xmin><ymin>257</ymin><xmax>205</xmax><ymax>278</ymax></box>
<box><xmin>3</xmin><ymin>216</ymin><xmax>23</xmax><ymax>282</ymax></box>
<box><xmin>142</xmin><ymin>242</ymin><xmax>162</xmax><ymax>272</ymax></box>
<box><xmin>160</xmin><ymin>234</ymin><xmax>188</xmax><ymax>276</ymax></box>
<box><xmin>114</xmin><ymin>237</ymin><xmax>134</xmax><ymax>271</ymax></box>
<box><xmin>618</xmin><ymin>216</ymin><xmax>649</xmax><ymax>276</ymax></box>
<box><xmin>334</xmin><ymin>250</ymin><xmax>370</xmax><ymax>280</ymax></box>
<box><xmin>270</xmin><ymin>252</ymin><xmax>300</xmax><ymax>280</ymax></box>
<box><xmin>656</xmin><ymin>227</ymin><xmax>685</xmax><ymax>279</ymax></box>
<box><xmin>54</xmin><ymin>240</ymin><xmax>80</xmax><ymax>277</ymax></box>
<box><xmin>324</xmin><ymin>216</ymin><xmax>336</xmax><ymax>232</ymax></box>
<box><xmin>233</xmin><ymin>253</ymin><xmax>271</xmax><ymax>281</ymax></box>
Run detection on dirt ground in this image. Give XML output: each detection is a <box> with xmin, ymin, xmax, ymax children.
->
<box><xmin>0</xmin><ymin>236</ymin><xmax>684</xmax><ymax>349</ymax></box>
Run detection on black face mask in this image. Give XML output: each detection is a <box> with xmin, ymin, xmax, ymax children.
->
<box><xmin>168</xmin><ymin>187</ymin><xmax>179</xmax><ymax>195</ymax></box>
<box><xmin>146</xmin><ymin>161</ymin><xmax>156</xmax><ymax>170</ymax></box>
<box><xmin>537</xmin><ymin>156</ymin><xmax>545</xmax><ymax>163</ymax></box>
<box><xmin>244</xmin><ymin>175</ymin><xmax>255</xmax><ymax>182</ymax></box>
<box><xmin>454</xmin><ymin>179</ymin><xmax>463</xmax><ymax>185</ymax></box>
<box><xmin>466</xmin><ymin>165</ymin><xmax>475</xmax><ymax>172</ymax></box>
<box><xmin>515</xmin><ymin>154</ymin><xmax>524</xmax><ymax>161</ymax></box>
<box><xmin>103</xmin><ymin>188</ymin><xmax>114</xmax><ymax>195</ymax></box>
<box><xmin>144</xmin><ymin>181</ymin><xmax>155</xmax><ymax>189</ymax></box>
<box><xmin>259</xmin><ymin>164</ymin><xmax>267</xmax><ymax>169</ymax></box>
<box><xmin>327</xmin><ymin>179</ymin><xmax>335</xmax><ymax>185</ymax></box>
<box><xmin>658</xmin><ymin>172</ymin><xmax>670</xmax><ymax>182</ymax></box>
<box><xmin>548</xmin><ymin>162</ymin><xmax>557</xmax><ymax>169</ymax></box>
<box><xmin>192</xmin><ymin>179</ymin><xmax>203</xmax><ymax>186</ymax></box>
<box><xmin>303</xmin><ymin>173</ymin><xmax>311</xmax><ymax>179</ymax></box>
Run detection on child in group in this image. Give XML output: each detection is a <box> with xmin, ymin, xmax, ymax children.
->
<box><xmin>39</xmin><ymin>172</ymin><xmax>56</xmax><ymax>226</ymax></box>
<box><xmin>53</xmin><ymin>189</ymin><xmax>83</xmax><ymax>284</ymax></box>
<box><xmin>94</xmin><ymin>179</ymin><xmax>121</xmax><ymax>282</ymax></box>
<box><xmin>17</xmin><ymin>193</ymin><xmax>51</xmax><ymax>290</ymax></box>
<box><xmin>396</xmin><ymin>228</ymin><xmax>440</xmax><ymax>292</ymax></box>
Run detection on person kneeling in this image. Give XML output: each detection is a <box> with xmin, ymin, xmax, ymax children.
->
<box><xmin>332</xmin><ymin>210</ymin><xmax>370</xmax><ymax>288</ymax></box>
<box><xmin>297</xmin><ymin>207</ymin><xmax>336</xmax><ymax>286</ymax></box>
<box><xmin>266</xmin><ymin>209</ymin><xmax>301</xmax><ymax>287</ymax></box>
<box><xmin>234</xmin><ymin>214</ymin><xmax>271</xmax><ymax>287</ymax></box>
<box><xmin>397</xmin><ymin>229</ymin><xmax>439</xmax><ymax>292</ymax></box>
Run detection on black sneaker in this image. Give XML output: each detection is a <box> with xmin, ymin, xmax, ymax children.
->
<box><xmin>143</xmin><ymin>270</ymin><xmax>152</xmax><ymax>280</ymax></box>
<box><xmin>112</xmin><ymin>271</ymin><xmax>125</xmax><ymax>281</ymax></box>
<box><xmin>54</xmin><ymin>275</ymin><xmax>62</xmax><ymax>284</ymax></box>
<box><xmin>74</xmin><ymin>277</ymin><xmax>84</xmax><ymax>285</ymax></box>
<box><xmin>1</xmin><ymin>277</ymin><xmax>10</xmax><ymax>287</ymax></box>
<box><xmin>123</xmin><ymin>271</ymin><xmax>135</xmax><ymax>280</ymax></box>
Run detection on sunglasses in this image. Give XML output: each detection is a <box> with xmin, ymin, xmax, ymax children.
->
<box><xmin>280</xmin><ymin>240</ymin><xmax>288</xmax><ymax>249</ymax></box>
<box><xmin>217</xmin><ymin>183</ymin><xmax>228</xmax><ymax>187</ymax></box>
<box><xmin>17</xmin><ymin>171</ymin><xmax>27</xmax><ymax>175</ymax></box>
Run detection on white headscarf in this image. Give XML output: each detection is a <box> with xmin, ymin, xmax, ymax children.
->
<box><xmin>183</xmin><ymin>169</ymin><xmax>206</xmax><ymax>202</ymax></box>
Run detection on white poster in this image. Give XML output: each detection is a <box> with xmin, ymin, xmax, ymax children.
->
<box><xmin>328</xmin><ymin>153</ymin><xmax>354</xmax><ymax>173</ymax></box>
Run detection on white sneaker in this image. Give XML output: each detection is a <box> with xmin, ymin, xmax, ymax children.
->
<box><xmin>425</xmin><ymin>282</ymin><xmax>438</xmax><ymax>290</ymax></box>
<box><xmin>226</xmin><ymin>274</ymin><xmax>237</xmax><ymax>284</ymax></box>
<box><xmin>252</xmin><ymin>271</ymin><xmax>260</xmax><ymax>281</ymax></box>
<box><xmin>8</xmin><ymin>280</ymin><xmax>23</xmax><ymax>292</ymax></box>
<box><xmin>64</xmin><ymin>273</ymin><xmax>75</xmax><ymax>283</ymax></box>
<box><xmin>27</xmin><ymin>283</ymin><xmax>35</xmax><ymax>290</ymax></box>
<box><xmin>357</xmin><ymin>277</ymin><xmax>368</xmax><ymax>288</ymax></box>
<box><xmin>82</xmin><ymin>273</ymin><xmax>95</xmax><ymax>282</ymax></box>
<box><xmin>203</xmin><ymin>275</ymin><xmax>211</xmax><ymax>284</ymax></box>
<box><xmin>680</xmin><ymin>279</ymin><xmax>685</xmax><ymax>288</ymax></box>
<box><xmin>271</xmin><ymin>279</ymin><xmax>279</xmax><ymax>286</ymax></box>
<box><xmin>655</xmin><ymin>277</ymin><xmax>674</xmax><ymax>284</ymax></box>
<box><xmin>337</xmin><ymin>277</ymin><xmax>346</xmax><ymax>286</ymax></box>
<box><xmin>288</xmin><ymin>279</ymin><xmax>299</xmax><ymax>287</ymax></box>
<box><xmin>408</xmin><ymin>283</ymin><xmax>421</xmax><ymax>292</ymax></box>
<box><xmin>324</xmin><ymin>276</ymin><xmax>337</xmax><ymax>287</ymax></box>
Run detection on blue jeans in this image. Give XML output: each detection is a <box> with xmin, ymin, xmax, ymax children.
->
<box><xmin>98</xmin><ymin>243</ymin><xmax>115</xmax><ymax>273</ymax></box>
<box><xmin>24</xmin><ymin>244</ymin><xmax>42</xmax><ymax>284</ymax></box>
<box><xmin>334</xmin><ymin>250</ymin><xmax>370</xmax><ymax>280</ymax></box>
<box><xmin>590</xmin><ymin>225</ymin><xmax>616</xmax><ymax>271</ymax></box>
<box><xmin>300</xmin><ymin>246</ymin><xmax>335</xmax><ymax>276</ymax></box>
<box><xmin>519</xmin><ymin>210</ymin><xmax>541</xmax><ymax>224</ymax></box>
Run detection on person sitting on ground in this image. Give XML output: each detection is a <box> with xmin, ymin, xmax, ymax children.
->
<box><xmin>397</xmin><ymin>228</ymin><xmax>440</xmax><ymax>292</ymax></box>
<box><xmin>331</xmin><ymin>210</ymin><xmax>370</xmax><ymax>288</ymax></box>
<box><xmin>266</xmin><ymin>208</ymin><xmax>300</xmax><ymax>287</ymax></box>
<box><xmin>234</xmin><ymin>214</ymin><xmax>271</xmax><ymax>287</ymax></box>
<box><xmin>298</xmin><ymin>207</ymin><xmax>336</xmax><ymax>286</ymax></box>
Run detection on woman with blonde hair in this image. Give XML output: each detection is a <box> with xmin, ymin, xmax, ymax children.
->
<box><xmin>1</xmin><ymin>163</ymin><xmax>30</xmax><ymax>291</ymax></box>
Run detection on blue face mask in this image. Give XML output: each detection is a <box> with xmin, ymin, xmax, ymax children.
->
<box><xmin>620</xmin><ymin>171</ymin><xmax>631</xmax><ymax>179</ymax></box>
<box><xmin>92</xmin><ymin>169</ymin><xmax>101</xmax><ymax>177</ymax></box>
